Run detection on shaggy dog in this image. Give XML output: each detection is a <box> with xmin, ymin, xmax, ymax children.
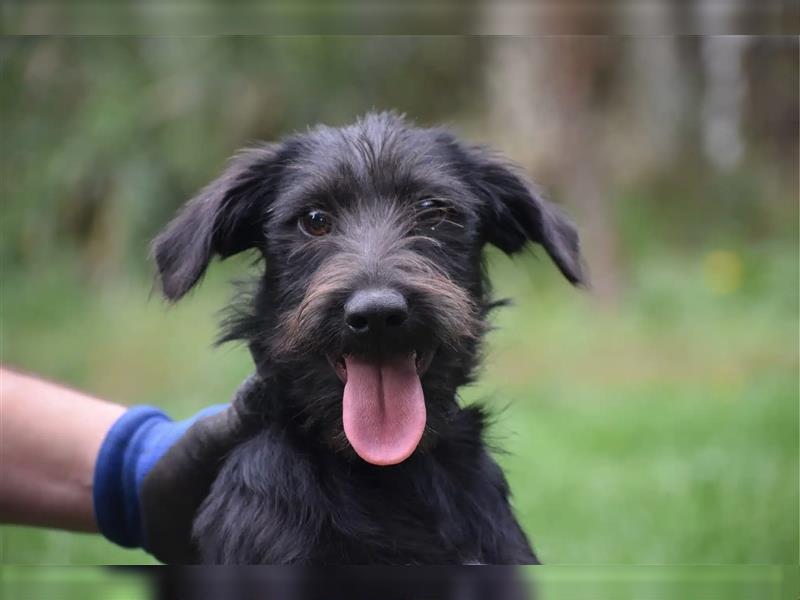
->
<box><xmin>152</xmin><ymin>112</ymin><xmax>584</xmax><ymax>564</ymax></box>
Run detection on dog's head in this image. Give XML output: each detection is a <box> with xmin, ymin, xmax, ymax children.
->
<box><xmin>153</xmin><ymin>112</ymin><xmax>584</xmax><ymax>465</ymax></box>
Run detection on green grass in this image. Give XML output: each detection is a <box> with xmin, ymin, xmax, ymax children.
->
<box><xmin>2</xmin><ymin>243</ymin><xmax>798</xmax><ymax>565</ymax></box>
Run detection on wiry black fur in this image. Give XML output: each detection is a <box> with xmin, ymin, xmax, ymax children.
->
<box><xmin>152</xmin><ymin>112</ymin><xmax>584</xmax><ymax>564</ymax></box>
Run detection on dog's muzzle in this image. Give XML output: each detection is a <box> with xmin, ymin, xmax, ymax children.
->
<box><xmin>326</xmin><ymin>287</ymin><xmax>435</xmax><ymax>466</ymax></box>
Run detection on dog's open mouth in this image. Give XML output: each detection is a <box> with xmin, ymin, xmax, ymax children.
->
<box><xmin>328</xmin><ymin>351</ymin><xmax>433</xmax><ymax>466</ymax></box>
<box><xmin>330</xmin><ymin>350</ymin><xmax>434</xmax><ymax>384</ymax></box>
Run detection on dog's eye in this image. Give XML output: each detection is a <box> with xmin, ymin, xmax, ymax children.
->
<box><xmin>299</xmin><ymin>210</ymin><xmax>333</xmax><ymax>237</ymax></box>
<box><xmin>415</xmin><ymin>197</ymin><xmax>450</xmax><ymax>230</ymax></box>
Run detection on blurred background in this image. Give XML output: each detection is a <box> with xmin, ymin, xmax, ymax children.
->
<box><xmin>1</xmin><ymin>30</ymin><xmax>797</xmax><ymax>568</ymax></box>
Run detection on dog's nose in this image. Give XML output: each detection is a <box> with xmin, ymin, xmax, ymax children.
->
<box><xmin>345</xmin><ymin>288</ymin><xmax>408</xmax><ymax>336</ymax></box>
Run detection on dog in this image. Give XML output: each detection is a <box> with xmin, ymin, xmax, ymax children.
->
<box><xmin>152</xmin><ymin>112</ymin><xmax>584</xmax><ymax>564</ymax></box>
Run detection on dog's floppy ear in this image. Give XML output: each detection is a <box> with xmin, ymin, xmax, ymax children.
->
<box><xmin>469</xmin><ymin>147</ymin><xmax>586</xmax><ymax>286</ymax></box>
<box><xmin>152</xmin><ymin>144</ymin><xmax>284</xmax><ymax>301</ymax></box>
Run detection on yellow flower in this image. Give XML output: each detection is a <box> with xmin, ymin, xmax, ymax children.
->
<box><xmin>703</xmin><ymin>250</ymin><xmax>743</xmax><ymax>295</ymax></box>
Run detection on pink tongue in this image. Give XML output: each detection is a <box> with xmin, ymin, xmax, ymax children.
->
<box><xmin>342</xmin><ymin>355</ymin><xmax>426</xmax><ymax>466</ymax></box>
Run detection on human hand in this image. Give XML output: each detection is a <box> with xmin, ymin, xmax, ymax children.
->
<box><xmin>93</xmin><ymin>374</ymin><xmax>267</xmax><ymax>563</ymax></box>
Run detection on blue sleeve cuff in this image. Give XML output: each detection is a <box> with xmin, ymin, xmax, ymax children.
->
<box><xmin>93</xmin><ymin>403</ymin><xmax>229</xmax><ymax>550</ymax></box>
<box><xmin>93</xmin><ymin>406</ymin><xmax>171</xmax><ymax>548</ymax></box>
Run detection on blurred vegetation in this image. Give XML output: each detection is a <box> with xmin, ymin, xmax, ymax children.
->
<box><xmin>1</xmin><ymin>36</ymin><xmax>797</xmax><ymax>566</ymax></box>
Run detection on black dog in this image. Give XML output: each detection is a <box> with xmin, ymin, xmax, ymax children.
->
<box><xmin>152</xmin><ymin>112</ymin><xmax>584</xmax><ymax>564</ymax></box>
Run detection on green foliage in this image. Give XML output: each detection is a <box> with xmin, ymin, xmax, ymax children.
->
<box><xmin>1</xmin><ymin>37</ymin><xmax>483</xmax><ymax>275</ymax></box>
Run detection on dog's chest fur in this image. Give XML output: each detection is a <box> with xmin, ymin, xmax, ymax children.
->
<box><xmin>192</xmin><ymin>405</ymin><xmax>537</xmax><ymax>564</ymax></box>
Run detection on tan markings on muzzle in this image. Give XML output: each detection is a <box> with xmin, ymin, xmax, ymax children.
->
<box><xmin>272</xmin><ymin>253</ymin><xmax>356</xmax><ymax>356</ymax></box>
<box><xmin>385</xmin><ymin>250</ymin><xmax>484</xmax><ymax>347</ymax></box>
<box><xmin>272</xmin><ymin>245</ymin><xmax>483</xmax><ymax>357</ymax></box>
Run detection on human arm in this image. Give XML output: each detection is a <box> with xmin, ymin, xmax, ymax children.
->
<box><xmin>0</xmin><ymin>366</ymin><xmax>266</xmax><ymax>563</ymax></box>
<box><xmin>0</xmin><ymin>367</ymin><xmax>125</xmax><ymax>532</ymax></box>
